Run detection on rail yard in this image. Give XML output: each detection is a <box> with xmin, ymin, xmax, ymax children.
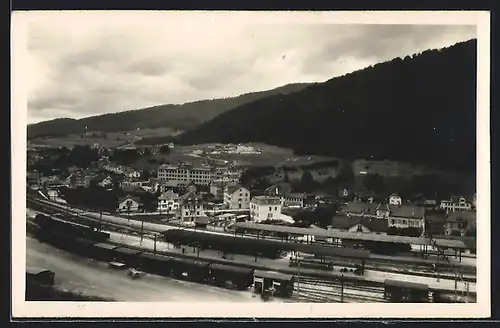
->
<box><xmin>26</xmin><ymin>194</ymin><xmax>476</xmax><ymax>303</ymax></box>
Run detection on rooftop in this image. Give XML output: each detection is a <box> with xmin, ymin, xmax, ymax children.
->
<box><xmin>232</xmin><ymin>222</ymin><xmax>469</xmax><ymax>249</ymax></box>
<box><xmin>251</xmin><ymin>196</ymin><xmax>281</xmax><ymax>205</ymax></box>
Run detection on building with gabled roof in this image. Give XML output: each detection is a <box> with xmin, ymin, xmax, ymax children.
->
<box><xmin>223</xmin><ymin>184</ymin><xmax>250</xmax><ymax>209</ymax></box>
<box><xmin>249</xmin><ymin>196</ymin><xmax>281</xmax><ymax>222</ymax></box>
<box><xmin>157</xmin><ymin>190</ymin><xmax>180</xmax><ymax>214</ymax></box>
<box><xmin>179</xmin><ymin>191</ymin><xmax>206</xmax><ymax>226</ymax></box>
<box><xmin>117</xmin><ymin>195</ymin><xmax>142</xmax><ymax>213</ymax></box>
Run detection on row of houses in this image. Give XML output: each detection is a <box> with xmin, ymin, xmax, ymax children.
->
<box><xmin>340</xmin><ymin>196</ymin><xmax>477</xmax><ymax>237</ymax></box>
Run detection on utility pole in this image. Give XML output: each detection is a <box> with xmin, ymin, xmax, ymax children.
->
<box><xmin>140</xmin><ymin>219</ymin><xmax>144</xmax><ymax>244</ymax></box>
<box><xmin>99</xmin><ymin>210</ymin><xmax>103</xmax><ymax>232</ymax></box>
<box><xmin>454</xmin><ymin>271</ymin><xmax>457</xmax><ymax>301</ymax></box>
<box><xmin>153</xmin><ymin>234</ymin><xmax>157</xmax><ymax>255</ymax></box>
<box><xmin>296</xmin><ymin>251</ymin><xmax>301</xmax><ymax>298</ymax></box>
<box><xmin>340</xmin><ymin>276</ymin><xmax>344</xmax><ymax>303</ymax></box>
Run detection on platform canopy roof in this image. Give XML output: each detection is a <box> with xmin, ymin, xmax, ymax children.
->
<box><xmin>233</xmin><ymin>222</ymin><xmax>468</xmax><ymax>249</ymax></box>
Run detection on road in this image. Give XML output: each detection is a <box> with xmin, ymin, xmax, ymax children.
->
<box><xmin>26</xmin><ymin>237</ymin><xmax>283</xmax><ymax>303</ymax></box>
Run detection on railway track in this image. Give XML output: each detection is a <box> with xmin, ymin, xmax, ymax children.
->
<box><xmin>27</xmin><ymin>198</ymin><xmax>477</xmax><ymax>283</ymax></box>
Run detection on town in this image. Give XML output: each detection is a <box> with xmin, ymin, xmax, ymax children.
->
<box><xmin>27</xmin><ymin>141</ymin><xmax>476</xmax><ymax>243</ymax></box>
<box><xmin>22</xmin><ymin>17</ymin><xmax>481</xmax><ymax>309</ymax></box>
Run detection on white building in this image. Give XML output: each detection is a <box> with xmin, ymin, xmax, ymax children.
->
<box><xmin>281</xmin><ymin>193</ymin><xmax>306</xmax><ymax>208</ymax></box>
<box><xmin>179</xmin><ymin>191</ymin><xmax>206</xmax><ymax>226</ymax></box>
<box><xmin>98</xmin><ymin>175</ymin><xmax>113</xmax><ymax>188</ymax></box>
<box><xmin>387</xmin><ymin>205</ymin><xmax>426</xmax><ymax>230</ymax></box>
<box><xmin>389</xmin><ymin>194</ymin><xmax>402</xmax><ymax>206</ymax></box>
<box><xmin>117</xmin><ymin>196</ymin><xmax>142</xmax><ymax>213</ymax></box>
<box><xmin>124</xmin><ymin>169</ymin><xmax>141</xmax><ymax>179</ymax></box>
<box><xmin>223</xmin><ymin>185</ymin><xmax>250</xmax><ymax>209</ymax></box>
<box><xmin>249</xmin><ymin>196</ymin><xmax>281</xmax><ymax>222</ymax></box>
<box><xmin>157</xmin><ymin>190</ymin><xmax>180</xmax><ymax>214</ymax></box>
<box><xmin>440</xmin><ymin>196</ymin><xmax>472</xmax><ymax>212</ymax></box>
<box><xmin>157</xmin><ymin>164</ymin><xmax>215</xmax><ymax>185</ymax></box>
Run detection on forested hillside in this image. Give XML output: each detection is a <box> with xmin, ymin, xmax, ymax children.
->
<box><xmin>27</xmin><ymin>83</ymin><xmax>311</xmax><ymax>139</ymax></box>
<box><xmin>175</xmin><ymin>40</ymin><xmax>477</xmax><ymax>173</ymax></box>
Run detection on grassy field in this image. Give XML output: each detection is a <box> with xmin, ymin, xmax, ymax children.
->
<box><xmin>30</xmin><ymin>132</ymin><xmax>137</xmax><ymax>148</ymax></box>
<box><xmin>29</xmin><ymin>127</ymin><xmax>181</xmax><ymax>149</ymax></box>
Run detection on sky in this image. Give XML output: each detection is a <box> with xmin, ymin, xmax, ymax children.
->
<box><xmin>22</xmin><ymin>12</ymin><xmax>477</xmax><ymax>124</ymax></box>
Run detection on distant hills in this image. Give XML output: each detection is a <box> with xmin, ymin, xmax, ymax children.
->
<box><xmin>174</xmin><ymin>40</ymin><xmax>477</xmax><ymax>174</ymax></box>
<box><xmin>27</xmin><ymin>83</ymin><xmax>312</xmax><ymax>140</ymax></box>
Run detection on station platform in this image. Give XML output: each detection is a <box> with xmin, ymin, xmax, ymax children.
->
<box><xmin>107</xmin><ymin>231</ymin><xmax>476</xmax><ymax>294</ymax></box>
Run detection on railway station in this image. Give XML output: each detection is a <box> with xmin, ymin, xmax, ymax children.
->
<box><xmin>232</xmin><ymin>222</ymin><xmax>470</xmax><ymax>262</ymax></box>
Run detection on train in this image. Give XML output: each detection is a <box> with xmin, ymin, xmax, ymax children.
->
<box><xmin>162</xmin><ymin>229</ymin><xmax>288</xmax><ymax>259</ymax></box>
<box><xmin>34</xmin><ymin>214</ymin><xmax>110</xmax><ymax>243</ymax></box>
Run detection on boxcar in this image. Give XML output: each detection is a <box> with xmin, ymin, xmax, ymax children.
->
<box><xmin>112</xmin><ymin>247</ymin><xmax>143</xmax><ymax>267</ymax></box>
<box><xmin>138</xmin><ymin>253</ymin><xmax>174</xmax><ymax>276</ymax></box>
<box><xmin>383</xmin><ymin>279</ymin><xmax>430</xmax><ymax>303</ymax></box>
<box><xmin>208</xmin><ymin>263</ymin><xmax>254</xmax><ymax>290</ymax></box>
<box><xmin>169</xmin><ymin>257</ymin><xmax>211</xmax><ymax>282</ymax></box>
<box><xmin>91</xmin><ymin>243</ymin><xmax>119</xmax><ymax>262</ymax></box>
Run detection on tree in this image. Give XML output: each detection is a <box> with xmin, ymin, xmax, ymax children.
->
<box><xmin>159</xmin><ymin>145</ymin><xmax>170</xmax><ymax>154</ymax></box>
<box><xmin>363</xmin><ymin>174</ymin><xmax>385</xmax><ymax>192</ymax></box>
<box><xmin>142</xmin><ymin>169</ymin><xmax>151</xmax><ymax>180</ymax></box>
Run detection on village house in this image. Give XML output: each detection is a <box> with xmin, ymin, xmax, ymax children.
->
<box><xmin>120</xmin><ymin>178</ymin><xmax>143</xmax><ymax>188</ymax></box>
<box><xmin>264</xmin><ymin>183</ymin><xmax>293</xmax><ymax>197</ymax></box>
<box><xmin>223</xmin><ymin>184</ymin><xmax>250</xmax><ymax>209</ymax></box>
<box><xmin>249</xmin><ymin>196</ymin><xmax>281</xmax><ymax>222</ymax></box>
<box><xmin>124</xmin><ymin>168</ymin><xmax>141</xmax><ymax>179</ymax></box>
<box><xmin>98</xmin><ymin>175</ymin><xmax>114</xmax><ymax>188</ymax></box>
<box><xmin>387</xmin><ymin>205</ymin><xmax>426</xmax><ymax>231</ymax></box>
<box><xmin>179</xmin><ymin>191</ymin><xmax>206</xmax><ymax>226</ymax></box>
<box><xmin>140</xmin><ymin>179</ymin><xmax>160</xmax><ymax>193</ymax></box>
<box><xmin>66</xmin><ymin>171</ymin><xmax>96</xmax><ymax>188</ymax></box>
<box><xmin>444</xmin><ymin>211</ymin><xmax>476</xmax><ymax>236</ymax></box>
<box><xmin>329</xmin><ymin>215</ymin><xmax>390</xmax><ymax>235</ymax></box>
<box><xmin>281</xmin><ymin>192</ymin><xmax>307</xmax><ymax>208</ymax></box>
<box><xmin>209</xmin><ymin>179</ymin><xmax>227</xmax><ymax>201</ymax></box>
<box><xmin>388</xmin><ymin>193</ymin><xmax>402</xmax><ymax>206</ymax></box>
<box><xmin>117</xmin><ymin>195</ymin><xmax>142</xmax><ymax>213</ymax></box>
<box><xmin>157</xmin><ymin>190</ymin><xmax>180</xmax><ymax>214</ymax></box>
<box><xmin>440</xmin><ymin>196</ymin><xmax>472</xmax><ymax>212</ymax></box>
<box><xmin>343</xmin><ymin>201</ymin><xmax>382</xmax><ymax>218</ymax></box>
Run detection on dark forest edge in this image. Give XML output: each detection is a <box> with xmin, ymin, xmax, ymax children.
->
<box><xmin>27</xmin><ymin>83</ymin><xmax>311</xmax><ymax>139</ymax></box>
<box><xmin>172</xmin><ymin>40</ymin><xmax>476</xmax><ymax>174</ymax></box>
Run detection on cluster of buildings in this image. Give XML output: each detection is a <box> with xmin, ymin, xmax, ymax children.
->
<box><xmin>208</xmin><ymin>143</ymin><xmax>262</xmax><ymax>155</ymax></box>
<box><xmin>157</xmin><ymin>163</ymin><xmax>244</xmax><ymax>187</ymax></box>
<box><xmin>332</xmin><ymin>193</ymin><xmax>477</xmax><ymax>238</ymax></box>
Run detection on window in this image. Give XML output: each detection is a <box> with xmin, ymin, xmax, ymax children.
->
<box><xmin>275</xmin><ymin>206</ymin><xmax>278</xmax><ymax>211</ymax></box>
<box><xmin>268</xmin><ymin>213</ymin><xmax>273</xmax><ymax>218</ymax></box>
<box><xmin>357</xmin><ymin>225</ymin><xmax>363</xmax><ymax>232</ymax></box>
<box><xmin>196</xmin><ymin>211</ymin><xmax>199</xmax><ymax>215</ymax></box>
<box><xmin>269</xmin><ymin>206</ymin><xmax>272</xmax><ymax>211</ymax></box>
<box><xmin>391</xmin><ymin>219</ymin><xmax>395</xmax><ymax>225</ymax></box>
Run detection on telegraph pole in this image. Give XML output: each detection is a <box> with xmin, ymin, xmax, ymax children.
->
<box><xmin>340</xmin><ymin>275</ymin><xmax>344</xmax><ymax>303</ymax></box>
<box><xmin>140</xmin><ymin>219</ymin><xmax>144</xmax><ymax>244</ymax></box>
<box><xmin>99</xmin><ymin>211</ymin><xmax>103</xmax><ymax>232</ymax></box>
<box><xmin>153</xmin><ymin>234</ymin><xmax>157</xmax><ymax>255</ymax></box>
